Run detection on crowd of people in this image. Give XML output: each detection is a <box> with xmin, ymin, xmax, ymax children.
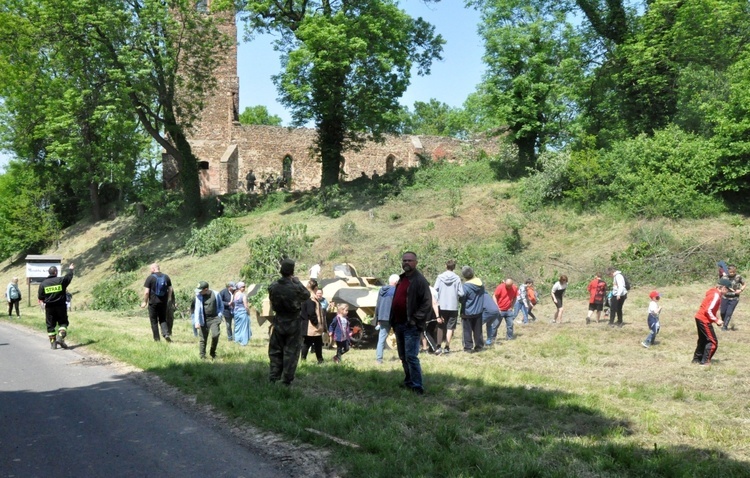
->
<box><xmin>16</xmin><ymin>254</ymin><xmax>745</xmax><ymax>395</ymax></box>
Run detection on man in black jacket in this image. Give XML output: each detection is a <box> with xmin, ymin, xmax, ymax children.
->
<box><xmin>38</xmin><ymin>264</ymin><xmax>75</xmax><ymax>349</ymax></box>
<box><xmin>389</xmin><ymin>251</ymin><xmax>432</xmax><ymax>395</ymax></box>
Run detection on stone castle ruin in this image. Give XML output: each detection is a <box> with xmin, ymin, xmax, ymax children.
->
<box><xmin>165</xmin><ymin>8</ymin><xmax>501</xmax><ymax>196</ymax></box>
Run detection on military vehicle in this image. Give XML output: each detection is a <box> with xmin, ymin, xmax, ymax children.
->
<box><xmin>248</xmin><ymin>263</ymin><xmax>391</xmax><ymax>347</ymax></box>
<box><xmin>318</xmin><ymin>263</ymin><xmax>383</xmax><ymax>346</ymax></box>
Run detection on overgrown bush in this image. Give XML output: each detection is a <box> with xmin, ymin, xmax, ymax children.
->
<box><xmin>518</xmin><ymin>150</ymin><xmax>570</xmax><ymax>211</ymax></box>
<box><xmin>240</xmin><ymin>224</ymin><xmax>314</xmax><ymax>284</ymax></box>
<box><xmin>129</xmin><ymin>190</ymin><xmax>184</xmax><ymax>236</ymax></box>
<box><xmin>604</xmin><ymin>127</ymin><xmax>724</xmax><ymax>218</ymax></box>
<box><xmin>91</xmin><ymin>273</ymin><xmax>140</xmax><ymax>311</ymax></box>
<box><xmin>113</xmin><ymin>250</ymin><xmax>149</xmax><ymax>273</ymax></box>
<box><xmin>610</xmin><ymin>222</ymin><xmax>724</xmax><ymax>285</ymax></box>
<box><xmin>184</xmin><ymin>217</ymin><xmax>243</xmax><ymax>256</ymax></box>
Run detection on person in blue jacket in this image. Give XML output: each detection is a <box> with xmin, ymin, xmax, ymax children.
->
<box><xmin>460</xmin><ymin>266</ymin><xmax>485</xmax><ymax>353</ymax></box>
<box><xmin>374</xmin><ymin>274</ymin><xmax>399</xmax><ymax>364</ymax></box>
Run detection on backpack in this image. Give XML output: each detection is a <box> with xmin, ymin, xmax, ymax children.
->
<box><xmin>9</xmin><ymin>285</ymin><xmax>20</xmax><ymax>300</ymax></box>
<box><xmin>151</xmin><ymin>274</ymin><xmax>168</xmax><ymax>297</ymax></box>
<box><xmin>621</xmin><ymin>273</ymin><xmax>631</xmax><ymax>291</ymax></box>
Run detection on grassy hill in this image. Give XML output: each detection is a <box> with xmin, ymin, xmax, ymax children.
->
<box><xmin>2</xmin><ymin>158</ymin><xmax>750</xmax><ymax>477</ymax></box>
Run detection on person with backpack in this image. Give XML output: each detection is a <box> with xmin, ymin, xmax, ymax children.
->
<box><xmin>607</xmin><ymin>267</ymin><xmax>628</xmax><ymax>328</ymax></box>
<box><xmin>140</xmin><ymin>263</ymin><xmax>173</xmax><ymax>342</ymax></box>
<box><xmin>6</xmin><ymin>276</ymin><xmax>22</xmax><ymax>317</ymax></box>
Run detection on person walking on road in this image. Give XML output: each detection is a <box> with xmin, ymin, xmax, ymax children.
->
<box><xmin>38</xmin><ymin>264</ymin><xmax>75</xmax><ymax>349</ymax></box>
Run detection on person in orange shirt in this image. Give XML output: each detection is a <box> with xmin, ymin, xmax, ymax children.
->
<box><xmin>692</xmin><ymin>278</ymin><xmax>731</xmax><ymax>366</ymax></box>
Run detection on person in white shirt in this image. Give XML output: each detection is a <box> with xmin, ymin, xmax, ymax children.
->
<box><xmin>642</xmin><ymin>291</ymin><xmax>662</xmax><ymax>348</ymax></box>
<box><xmin>607</xmin><ymin>267</ymin><xmax>628</xmax><ymax>327</ymax></box>
<box><xmin>309</xmin><ymin>260</ymin><xmax>322</xmax><ymax>280</ymax></box>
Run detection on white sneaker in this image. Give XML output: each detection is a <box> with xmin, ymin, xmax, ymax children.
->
<box><xmin>641</xmin><ymin>342</ymin><xmax>649</xmax><ymax>348</ymax></box>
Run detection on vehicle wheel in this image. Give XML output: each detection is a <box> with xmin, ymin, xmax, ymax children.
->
<box><xmin>385</xmin><ymin>330</ymin><xmax>397</xmax><ymax>350</ymax></box>
<box><xmin>348</xmin><ymin>317</ymin><xmax>364</xmax><ymax>344</ymax></box>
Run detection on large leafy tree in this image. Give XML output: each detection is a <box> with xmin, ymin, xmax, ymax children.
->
<box><xmin>2</xmin><ymin>0</ymin><xmax>230</xmax><ymax>220</ymax></box>
<box><xmin>234</xmin><ymin>0</ymin><xmax>444</xmax><ymax>187</ymax></box>
<box><xmin>402</xmin><ymin>99</ymin><xmax>469</xmax><ymax>138</ymax></box>
<box><xmin>238</xmin><ymin>105</ymin><xmax>283</xmax><ymax>126</ymax></box>
<box><xmin>469</xmin><ymin>0</ymin><xmax>585</xmax><ymax>167</ymax></box>
<box><xmin>0</xmin><ymin>3</ymin><xmax>141</xmax><ymax>223</ymax></box>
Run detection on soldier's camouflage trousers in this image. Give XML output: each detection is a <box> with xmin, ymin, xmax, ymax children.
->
<box><xmin>268</xmin><ymin>316</ymin><xmax>303</xmax><ymax>384</ymax></box>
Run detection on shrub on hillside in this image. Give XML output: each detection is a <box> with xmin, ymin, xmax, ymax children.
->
<box><xmin>184</xmin><ymin>217</ymin><xmax>243</xmax><ymax>256</ymax></box>
<box><xmin>91</xmin><ymin>273</ymin><xmax>140</xmax><ymax>311</ymax></box>
<box><xmin>604</xmin><ymin>127</ymin><xmax>724</xmax><ymax>218</ymax></box>
<box><xmin>113</xmin><ymin>250</ymin><xmax>149</xmax><ymax>272</ymax></box>
<box><xmin>610</xmin><ymin>222</ymin><xmax>728</xmax><ymax>285</ymax></box>
<box><xmin>240</xmin><ymin>224</ymin><xmax>314</xmax><ymax>283</ymax></box>
<box><xmin>518</xmin><ymin>150</ymin><xmax>570</xmax><ymax>211</ymax></box>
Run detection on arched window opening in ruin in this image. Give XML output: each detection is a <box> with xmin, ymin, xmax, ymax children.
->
<box><xmin>282</xmin><ymin>155</ymin><xmax>293</xmax><ymax>187</ymax></box>
<box><xmin>386</xmin><ymin>154</ymin><xmax>396</xmax><ymax>173</ymax></box>
<box><xmin>198</xmin><ymin>161</ymin><xmax>209</xmax><ymax>170</ymax></box>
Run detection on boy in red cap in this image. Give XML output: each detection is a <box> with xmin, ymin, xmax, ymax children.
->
<box><xmin>642</xmin><ymin>291</ymin><xmax>662</xmax><ymax>348</ymax></box>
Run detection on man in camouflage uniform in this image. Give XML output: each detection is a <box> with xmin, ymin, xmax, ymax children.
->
<box><xmin>267</xmin><ymin>259</ymin><xmax>311</xmax><ymax>385</ymax></box>
<box><xmin>38</xmin><ymin>264</ymin><xmax>75</xmax><ymax>349</ymax></box>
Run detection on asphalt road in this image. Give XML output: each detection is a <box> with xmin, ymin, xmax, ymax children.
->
<box><xmin>0</xmin><ymin>323</ymin><xmax>291</xmax><ymax>478</ymax></box>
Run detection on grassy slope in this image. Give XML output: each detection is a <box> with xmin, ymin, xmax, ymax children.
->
<box><xmin>2</xmin><ymin>164</ymin><xmax>750</xmax><ymax>477</ymax></box>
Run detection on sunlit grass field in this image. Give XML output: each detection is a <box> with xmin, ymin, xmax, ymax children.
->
<box><xmin>6</xmin><ymin>284</ymin><xmax>750</xmax><ymax>477</ymax></box>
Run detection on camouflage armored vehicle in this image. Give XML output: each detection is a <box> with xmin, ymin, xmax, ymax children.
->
<box><xmin>248</xmin><ymin>263</ymin><xmax>390</xmax><ymax>347</ymax></box>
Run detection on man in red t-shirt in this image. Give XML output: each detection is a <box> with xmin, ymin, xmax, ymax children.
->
<box><xmin>692</xmin><ymin>278</ymin><xmax>730</xmax><ymax>365</ymax></box>
<box><xmin>586</xmin><ymin>273</ymin><xmax>608</xmax><ymax>324</ymax></box>
<box><xmin>487</xmin><ymin>279</ymin><xmax>518</xmax><ymax>344</ymax></box>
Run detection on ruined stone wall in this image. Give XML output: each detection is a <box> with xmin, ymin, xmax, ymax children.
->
<box><xmin>171</xmin><ymin>6</ymin><xmax>502</xmax><ymax>196</ymax></box>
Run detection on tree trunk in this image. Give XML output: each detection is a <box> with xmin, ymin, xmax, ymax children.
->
<box><xmin>170</xmin><ymin>128</ymin><xmax>203</xmax><ymax>219</ymax></box>
<box><xmin>318</xmin><ymin>118</ymin><xmax>346</xmax><ymax>187</ymax></box>
<box><xmin>89</xmin><ymin>182</ymin><xmax>101</xmax><ymax>222</ymax></box>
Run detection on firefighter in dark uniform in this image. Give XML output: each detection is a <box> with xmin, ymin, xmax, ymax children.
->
<box><xmin>38</xmin><ymin>264</ymin><xmax>75</xmax><ymax>349</ymax></box>
<box><xmin>267</xmin><ymin>259</ymin><xmax>310</xmax><ymax>385</ymax></box>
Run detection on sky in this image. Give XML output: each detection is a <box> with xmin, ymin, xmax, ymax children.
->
<box><xmin>0</xmin><ymin>1</ymin><xmax>485</xmax><ymax>167</ymax></box>
<box><xmin>235</xmin><ymin>1</ymin><xmax>485</xmax><ymax>125</ymax></box>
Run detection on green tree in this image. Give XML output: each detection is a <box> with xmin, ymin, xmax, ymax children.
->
<box><xmin>0</xmin><ymin>161</ymin><xmax>60</xmax><ymax>260</ymax></box>
<box><xmin>235</xmin><ymin>0</ymin><xmax>444</xmax><ymax>187</ymax></box>
<box><xmin>0</xmin><ymin>4</ymin><xmax>143</xmax><ymax>223</ymax></box>
<box><xmin>238</xmin><ymin>105</ymin><xmax>283</xmax><ymax>126</ymax></box>
<box><xmin>403</xmin><ymin>99</ymin><xmax>468</xmax><ymax>138</ymax></box>
<box><xmin>470</xmin><ymin>0</ymin><xmax>585</xmax><ymax>167</ymax></box>
<box><xmin>1</xmin><ymin>0</ymin><xmax>231</xmax><ymax>220</ymax></box>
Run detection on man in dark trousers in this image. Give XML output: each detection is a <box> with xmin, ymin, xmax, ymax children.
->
<box><xmin>219</xmin><ymin>281</ymin><xmax>236</xmax><ymax>341</ymax></box>
<box><xmin>140</xmin><ymin>263</ymin><xmax>173</xmax><ymax>342</ymax></box>
<box><xmin>38</xmin><ymin>264</ymin><xmax>75</xmax><ymax>349</ymax></box>
<box><xmin>191</xmin><ymin>281</ymin><xmax>225</xmax><ymax>360</ymax></box>
<box><xmin>267</xmin><ymin>259</ymin><xmax>310</xmax><ymax>385</ymax></box>
<box><xmin>390</xmin><ymin>251</ymin><xmax>432</xmax><ymax>395</ymax></box>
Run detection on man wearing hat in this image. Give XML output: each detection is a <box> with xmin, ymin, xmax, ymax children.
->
<box><xmin>267</xmin><ymin>259</ymin><xmax>310</xmax><ymax>384</ymax></box>
<box><xmin>191</xmin><ymin>281</ymin><xmax>225</xmax><ymax>360</ymax></box>
<box><xmin>219</xmin><ymin>281</ymin><xmax>236</xmax><ymax>341</ymax></box>
<box><xmin>692</xmin><ymin>278</ymin><xmax>730</xmax><ymax>366</ymax></box>
<box><xmin>38</xmin><ymin>263</ymin><xmax>75</xmax><ymax>349</ymax></box>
